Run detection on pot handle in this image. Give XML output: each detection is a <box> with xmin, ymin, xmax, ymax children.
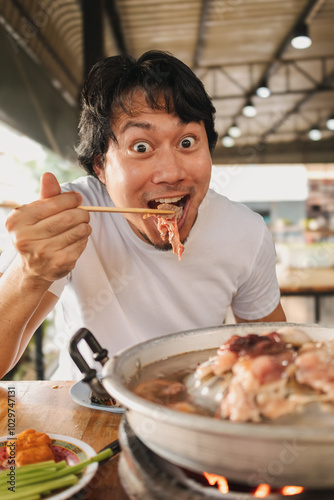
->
<box><xmin>69</xmin><ymin>327</ymin><xmax>111</xmax><ymax>399</ymax></box>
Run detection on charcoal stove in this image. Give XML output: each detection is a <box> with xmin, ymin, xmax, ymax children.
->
<box><xmin>118</xmin><ymin>416</ymin><xmax>334</xmax><ymax>500</ymax></box>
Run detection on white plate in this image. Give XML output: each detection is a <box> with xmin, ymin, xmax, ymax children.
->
<box><xmin>70</xmin><ymin>380</ymin><xmax>125</xmax><ymax>413</ymax></box>
<box><xmin>0</xmin><ymin>433</ymin><xmax>98</xmax><ymax>499</ymax></box>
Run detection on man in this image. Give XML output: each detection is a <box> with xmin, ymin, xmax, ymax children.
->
<box><xmin>0</xmin><ymin>51</ymin><xmax>285</xmax><ymax>380</ymax></box>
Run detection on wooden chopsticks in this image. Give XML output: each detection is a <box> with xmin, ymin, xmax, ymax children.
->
<box><xmin>0</xmin><ymin>202</ymin><xmax>175</xmax><ymax>215</ymax></box>
<box><xmin>78</xmin><ymin>206</ymin><xmax>175</xmax><ymax>214</ymax></box>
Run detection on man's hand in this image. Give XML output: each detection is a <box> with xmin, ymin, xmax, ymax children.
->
<box><xmin>5</xmin><ymin>172</ymin><xmax>92</xmax><ymax>283</ymax></box>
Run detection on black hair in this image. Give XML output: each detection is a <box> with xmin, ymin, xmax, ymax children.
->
<box><xmin>76</xmin><ymin>50</ymin><xmax>218</xmax><ymax>176</ymax></box>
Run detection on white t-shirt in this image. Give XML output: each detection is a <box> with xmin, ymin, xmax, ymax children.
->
<box><xmin>0</xmin><ymin>175</ymin><xmax>280</xmax><ymax>380</ymax></box>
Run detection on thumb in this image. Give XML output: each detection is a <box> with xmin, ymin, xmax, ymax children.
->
<box><xmin>39</xmin><ymin>172</ymin><xmax>61</xmax><ymax>200</ymax></box>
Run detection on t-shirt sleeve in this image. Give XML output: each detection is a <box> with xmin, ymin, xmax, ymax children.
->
<box><xmin>231</xmin><ymin>223</ymin><xmax>280</xmax><ymax>320</ymax></box>
<box><xmin>48</xmin><ymin>276</ymin><xmax>68</xmax><ymax>298</ymax></box>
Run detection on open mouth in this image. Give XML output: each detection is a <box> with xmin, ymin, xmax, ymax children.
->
<box><xmin>148</xmin><ymin>195</ymin><xmax>189</xmax><ymax>212</ymax></box>
<box><xmin>145</xmin><ymin>196</ymin><xmax>187</xmax><ymax>260</ymax></box>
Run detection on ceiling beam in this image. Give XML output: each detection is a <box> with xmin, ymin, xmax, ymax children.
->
<box><xmin>193</xmin><ymin>0</ymin><xmax>210</xmax><ymax>68</ymax></box>
<box><xmin>273</xmin><ymin>0</ymin><xmax>323</xmax><ymax>62</ymax></box>
<box><xmin>248</xmin><ymin>0</ymin><xmax>325</xmax><ymax>89</ymax></box>
<box><xmin>212</xmin><ymin>87</ymin><xmax>334</xmax><ymax>102</ymax></box>
<box><xmin>81</xmin><ymin>0</ymin><xmax>105</xmax><ymax>78</ymax></box>
<box><xmin>104</xmin><ymin>0</ymin><xmax>128</xmax><ymax>55</ymax></box>
<box><xmin>196</xmin><ymin>55</ymin><xmax>333</xmax><ymax>70</ymax></box>
<box><xmin>212</xmin><ymin>135</ymin><xmax>334</xmax><ymax>165</ymax></box>
<box><xmin>219</xmin><ymin>0</ymin><xmax>326</xmax><ymax>138</ymax></box>
<box><xmin>260</xmin><ymin>67</ymin><xmax>334</xmax><ymax>142</ymax></box>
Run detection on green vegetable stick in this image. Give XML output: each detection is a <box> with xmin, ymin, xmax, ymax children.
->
<box><xmin>0</xmin><ymin>465</ymin><xmax>67</xmax><ymax>487</ymax></box>
<box><xmin>14</xmin><ymin>460</ymin><xmax>56</xmax><ymax>469</ymax></box>
<box><xmin>3</xmin><ymin>460</ymin><xmax>56</xmax><ymax>472</ymax></box>
<box><xmin>0</xmin><ymin>471</ymin><xmax>58</xmax><ymax>491</ymax></box>
<box><xmin>0</xmin><ymin>460</ymin><xmax>66</xmax><ymax>481</ymax></box>
<box><xmin>14</xmin><ymin>447</ymin><xmax>113</xmax><ymax>487</ymax></box>
<box><xmin>0</xmin><ymin>447</ymin><xmax>112</xmax><ymax>497</ymax></box>
<box><xmin>17</xmin><ymin>460</ymin><xmax>67</xmax><ymax>474</ymax></box>
<box><xmin>0</xmin><ymin>467</ymin><xmax>56</xmax><ymax>483</ymax></box>
<box><xmin>0</xmin><ymin>474</ymin><xmax>78</xmax><ymax>500</ymax></box>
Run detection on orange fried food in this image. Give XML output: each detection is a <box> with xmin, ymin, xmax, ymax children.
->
<box><xmin>7</xmin><ymin>429</ymin><xmax>54</xmax><ymax>466</ymax></box>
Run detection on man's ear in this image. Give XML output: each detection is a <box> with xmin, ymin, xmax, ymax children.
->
<box><xmin>93</xmin><ymin>157</ymin><xmax>106</xmax><ymax>183</ymax></box>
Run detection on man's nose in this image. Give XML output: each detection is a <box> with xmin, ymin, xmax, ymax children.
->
<box><xmin>151</xmin><ymin>149</ymin><xmax>186</xmax><ymax>184</ymax></box>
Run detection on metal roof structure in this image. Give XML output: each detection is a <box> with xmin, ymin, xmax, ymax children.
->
<box><xmin>1</xmin><ymin>0</ymin><xmax>334</xmax><ymax>163</ymax></box>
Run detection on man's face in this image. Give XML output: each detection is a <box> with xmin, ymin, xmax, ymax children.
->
<box><xmin>94</xmin><ymin>93</ymin><xmax>212</xmax><ymax>250</ymax></box>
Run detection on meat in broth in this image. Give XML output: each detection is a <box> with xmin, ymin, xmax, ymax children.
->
<box><xmin>133</xmin><ymin>327</ymin><xmax>334</xmax><ymax>422</ymax></box>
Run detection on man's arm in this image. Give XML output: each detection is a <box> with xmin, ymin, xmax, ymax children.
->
<box><xmin>0</xmin><ymin>266</ymin><xmax>58</xmax><ymax>377</ymax></box>
<box><xmin>0</xmin><ymin>172</ymin><xmax>91</xmax><ymax>378</ymax></box>
<box><xmin>234</xmin><ymin>301</ymin><xmax>286</xmax><ymax>324</ymax></box>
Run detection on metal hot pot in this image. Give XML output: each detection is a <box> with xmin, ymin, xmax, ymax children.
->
<box><xmin>69</xmin><ymin>322</ymin><xmax>334</xmax><ymax>488</ymax></box>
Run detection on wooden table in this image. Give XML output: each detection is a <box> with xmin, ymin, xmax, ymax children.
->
<box><xmin>0</xmin><ymin>380</ymin><xmax>128</xmax><ymax>499</ymax></box>
<box><xmin>277</xmin><ymin>266</ymin><xmax>334</xmax><ymax>323</ymax></box>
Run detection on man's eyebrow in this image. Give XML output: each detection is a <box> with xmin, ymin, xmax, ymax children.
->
<box><xmin>121</xmin><ymin>120</ymin><xmax>154</xmax><ymax>133</ymax></box>
<box><xmin>121</xmin><ymin>118</ymin><xmax>189</xmax><ymax>133</ymax></box>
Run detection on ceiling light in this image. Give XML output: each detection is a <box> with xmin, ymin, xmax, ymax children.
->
<box><xmin>308</xmin><ymin>126</ymin><xmax>322</xmax><ymax>141</ymax></box>
<box><xmin>242</xmin><ymin>99</ymin><xmax>257</xmax><ymax>117</ymax></box>
<box><xmin>222</xmin><ymin>135</ymin><xmax>235</xmax><ymax>148</ymax></box>
<box><xmin>326</xmin><ymin>116</ymin><xmax>334</xmax><ymax>131</ymax></box>
<box><xmin>256</xmin><ymin>79</ymin><xmax>271</xmax><ymax>98</ymax></box>
<box><xmin>291</xmin><ymin>22</ymin><xmax>312</xmax><ymax>49</ymax></box>
<box><xmin>228</xmin><ymin>123</ymin><xmax>241</xmax><ymax>138</ymax></box>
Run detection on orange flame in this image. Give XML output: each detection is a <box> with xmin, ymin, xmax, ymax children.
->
<box><xmin>282</xmin><ymin>485</ymin><xmax>304</xmax><ymax>496</ymax></box>
<box><xmin>254</xmin><ymin>483</ymin><xmax>271</xmax><ymax>497</ymax></box>
<box><xmin>203</xmin><ymin>472</ymin><xmax>229</xmax><ymax>493</ymax></box>
<box><xmin>202</xmin><ymin>473</ymin><xmax>304</xmax><ymax>498</ymax></box>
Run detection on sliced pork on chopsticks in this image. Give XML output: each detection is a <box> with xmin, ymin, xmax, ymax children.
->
<box><xmin>144</xmin><ymin>203</ymin><xmax>184</xmax><ymax>260</ymax></box>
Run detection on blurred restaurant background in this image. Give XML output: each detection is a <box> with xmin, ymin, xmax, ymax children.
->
<box><xmin>0</xmin><ymin>0</ymin><xmax>334</xmax><ymax>380</ymax></box>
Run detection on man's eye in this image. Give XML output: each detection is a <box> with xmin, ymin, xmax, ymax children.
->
<box><xmin>133</xmin><ymin>142</ymin><xmax>152</xmax><ymax>153</ymax></box>
<box><xmin>179</xmin><ymin>137</ymin><xmax>195</xmax><ymax>149</ymax></box>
